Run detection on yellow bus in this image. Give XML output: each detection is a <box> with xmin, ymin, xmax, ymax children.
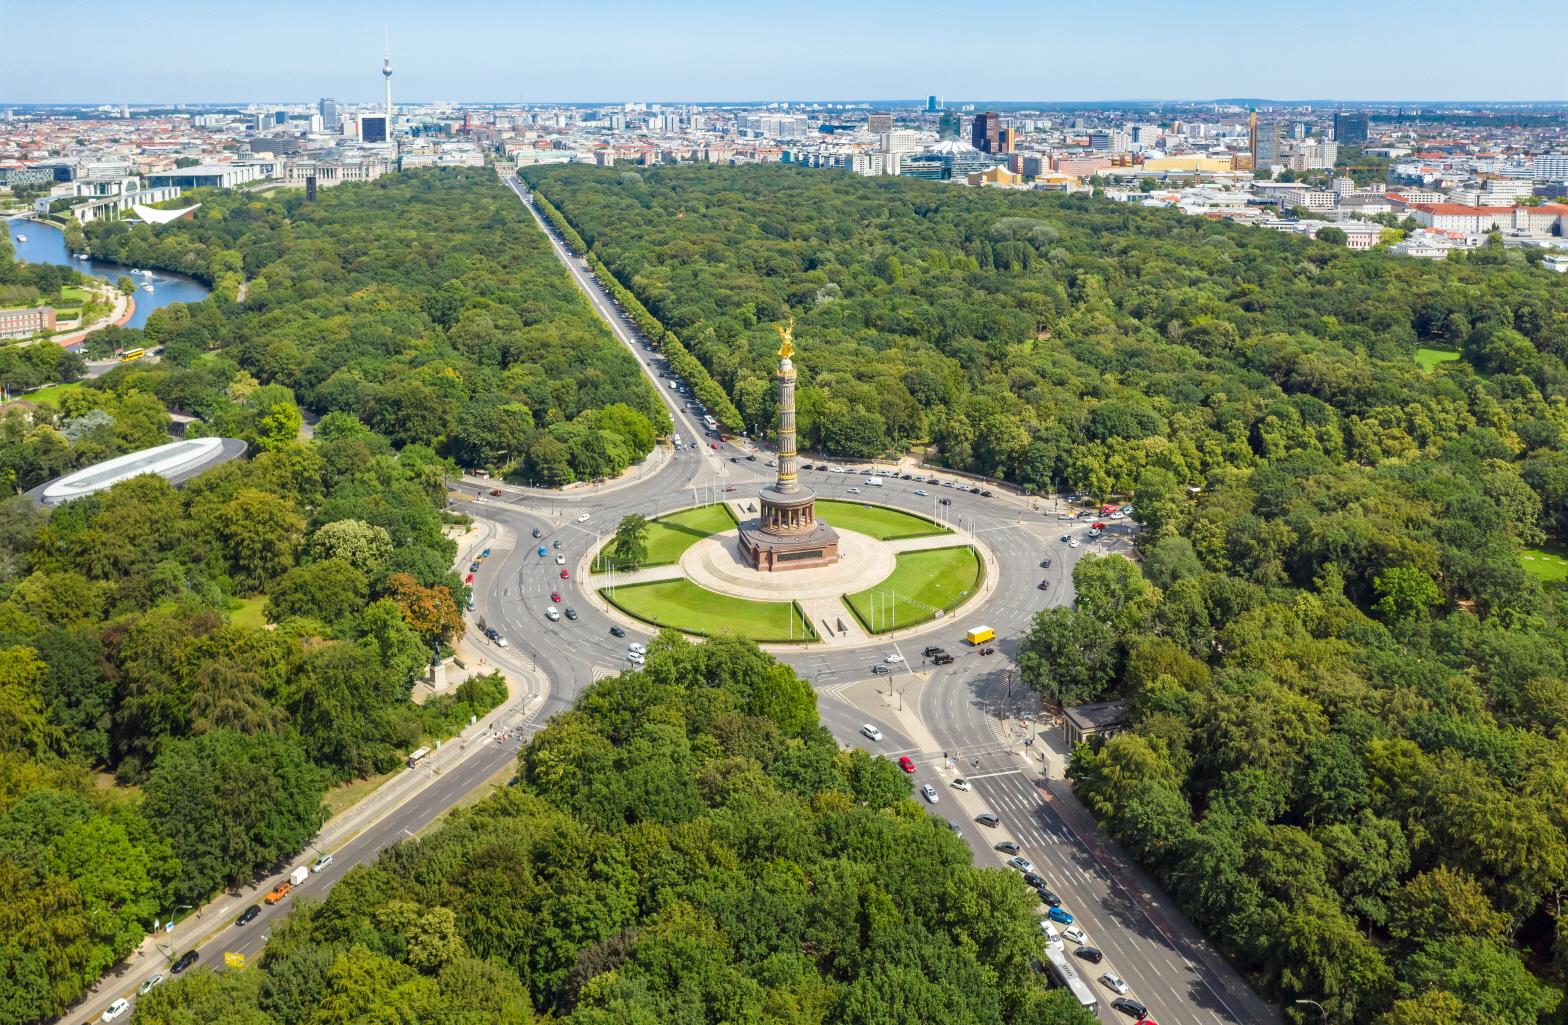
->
<box><xmin>118</xmin><ymin>348</ymin><xmax>145</xmax><ymax>363</ymax></box>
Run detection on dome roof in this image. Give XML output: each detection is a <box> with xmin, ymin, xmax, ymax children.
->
<box><xmin>924</xmin><ymin>139</ymin><xmax>983</xmax><ymax>156</ymax></box>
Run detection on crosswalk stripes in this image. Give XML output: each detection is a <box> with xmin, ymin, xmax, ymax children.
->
<box><xmin>590</xmin><ymin>666</ymin><xmax>621</xmax><ymax>682</ymax></box>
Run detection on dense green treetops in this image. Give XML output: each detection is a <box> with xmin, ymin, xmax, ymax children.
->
<box><xmin>521</xmin><ymin>164</ymin><xmax>1568</xmax><ymax>1022</ymax></box>
<box><xmin>132</xmin><ymin>635</ymin><xmax>1098</xmax><ymax>1025</ymax></box>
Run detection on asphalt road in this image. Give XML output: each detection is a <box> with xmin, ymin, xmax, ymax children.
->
<box><xmin>58</xmin><ymin>174</ymin><xmax>1275</xmax><ymax>1025</ymax></box>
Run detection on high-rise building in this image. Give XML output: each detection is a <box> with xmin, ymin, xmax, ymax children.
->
<box><xmin>1334</xmin><ymin>112</ymin><xmax>1369</xmax><ymax>146</ymax></box>
<box><xmin>996</xmin><ymin>127</ymin><xmax>1016</xmax><ymax>154</ymax></box>
<box><xmin>273</xmin><ymin>110</ymin><xmax>288</xmax><ymax>125</ymax></box>
<box><xmin>360</xmin><ymin>116</ymin><xmax>388</xmax><ymax>143</ymax></box>
<box><xmin>1251</xmin><ymin>119</ymin><xmax>1281</xmax><ymax>167</ymax></box>
<box><xmin>938</xmin><ymin>110</ymin><xmax>961</xmax><ymax>140</ymax></box>
<box><xmin>971</xmin><ymin>111</ymin><xmax>1001</xmax><ymax>154</ymax></box>
<box><xmin>318</xmin><ymin>98</ymin><xmax>339</xmax><ymax>129</ymax></box>
<box><xmin>927</xmin><ymin>95</ymin><xmax>942</xmax><ymax>112</ymax></box>
<box><xmin>867</xmin><ymin>113</ymin><xmax>893</xmax><ymax>134</ymax></box>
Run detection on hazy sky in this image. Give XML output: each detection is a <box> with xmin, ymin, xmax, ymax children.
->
<box><xmin>6</xmin><ymin>0</ymin><xmax>1566</xmax><ymax>104</ymax></box>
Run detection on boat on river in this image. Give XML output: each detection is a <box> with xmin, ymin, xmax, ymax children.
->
<box><xmin>14</xmin><ymin>233</ymin><xmax>26</xmax><ymax>243</ymax></box>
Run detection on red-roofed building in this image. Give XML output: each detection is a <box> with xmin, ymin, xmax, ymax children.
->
<box><xmin>1405</xmin><ymin>203</ymin><xmax>1568</xmax><ymax>234</ymax></box>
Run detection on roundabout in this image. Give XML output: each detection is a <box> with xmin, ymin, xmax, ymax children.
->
<box><xmin>581</xmin><ymin>490</ymin><xmax>989</xmax><ymax>647</ymax></box>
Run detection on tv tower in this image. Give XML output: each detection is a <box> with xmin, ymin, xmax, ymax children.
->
<box><xmin>382</xmin><ymin>28</ymin><xmax>394</xmax><ymax>119</ymax></box>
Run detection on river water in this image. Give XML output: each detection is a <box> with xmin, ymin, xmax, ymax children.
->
<box><xmin>6</xmin><ymin>216</ymin><xmax>210</xmax><ymax>329</ymax></box>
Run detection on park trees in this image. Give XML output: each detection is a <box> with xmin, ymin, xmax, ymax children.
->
<box><xmin>609</xmin><ymin>514</ymin><xmax>650</xmax><ymax>570</ymax></box>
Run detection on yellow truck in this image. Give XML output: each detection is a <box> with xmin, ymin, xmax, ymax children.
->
<box><xmin>965</xmin><ymin>626</ymin><xmax>995</xmax><ymax>646</ymax></box>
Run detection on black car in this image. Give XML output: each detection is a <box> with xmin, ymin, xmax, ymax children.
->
<box><xmin>171</xmin><ymin>950</ymin><xmax>199</xmax><ymax>974</ymax></box>
<box><xmin>483</xmin><ymin>627</ymin><xmax>500</xmax><ymax>641</ymax></box>
<box><xmin>939</xmin><ymin>498</ymin><xmax>952</xmax><ymax>506</ymax></box>
<box><xmin>933</xmin><ymin>653</ymin><xmax>954</xmax><ymax>665</ymax></box>
<box><xmin>980</xmin><ymin>489</ymin><xmax>993</xmax><ymax>497</ymax></box>
<box><xmin>1038</xmin><ymin>580</ymin><xmax>1050</xmax><ymax>590</ymax></box>
<box><xmin>921</xmin><ymin>646</ymin><xmax>945</xmax><ymax>657</ymax></box>
<box><xmin>1111</xmin><ymin>998</ymin><xmax>1148</xmax><ymax>1019</ymax></box>
<box><xmin>1040</xmin><ymin>558</ymin><xmax>1052</xmax><ymax>569</ymax></box>
<box><xmin>1036</xmin><ymin>886</ymin><xmax>1062</xmax><ymax>907</ymax></box>
<box><xmin>563</xmin><ymin>607</ymin><xmax>577</xmax><ymax>620</ymax></box>
<box><xmin>730</xmin><ymin>456</ymin><xmax>739</xmax><ymax>462</ymax></box>
<box><xmin>553</xmin><ymin>539</ymin><xmax>562</xmax><ymax>549</ymax></box>
<box><xmin>531</xmin><ymin>528</ymin><xmax>542</xmax><ymax>538</ymax></box>
<box><xmin>235</xmin><ymin>904</ymin><xmax>261</xmax><ymax>926</ymax></box>
<box><xmin>1074</xmin><ymin>946</ymin><xmax>1104</xmax><ymax>964</ymax></box>
<box><xmin>746</xmin><ymin>455</ymin><xmax>757</xmax><ymax>461</ymax></box>
<box><xmin>994</xmin><ymin>840</ymin><xmax>1021</xmax><ymax>854</ymax></box>
<box><xmin>610</xmin><ymin>626</ymin><xmax>626</xmax><ymax>638</ymax></box>
<box><xmin>976</xmin><ymin>813</ymin><xmax>1000</xmax><ymax>827</ymax></box>
<box><xmin>871</xmin><ymin>664</ymin><xmax>891</xmax><ymax>674</ymax></box>
<box><xmin>1022</xmin><ymin>871</ymin><xmax>1047</xmax><ymax>889</ymax></box>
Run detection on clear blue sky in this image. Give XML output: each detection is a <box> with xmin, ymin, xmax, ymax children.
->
<box><xmin>6</xmin><ymin>0</ymin><xmax>1565</xmax><ymax>104</ymax></box>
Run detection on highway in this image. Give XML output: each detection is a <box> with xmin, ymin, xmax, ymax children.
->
<box><xmin>59</xmin><ymin>174</ymin><xmax>1276</xmax><ymax>1025</ymax></box>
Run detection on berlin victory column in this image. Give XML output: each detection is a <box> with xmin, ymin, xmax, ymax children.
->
<box><xmin>737</xmin><ymin>319</ymin><xmax>841</xmax><ymax>570</ymax></box>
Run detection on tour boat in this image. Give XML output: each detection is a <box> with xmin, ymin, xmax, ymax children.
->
<box><xmin>13</xmin><ymin>233</ymin><xmax>26</xmax><ymax>243</ymax></box>
<box><xmin>142</xmin><ymin>283</ymin><xmax>154</xmax><ymax>292</ymax></box>
<box><xmin>72</xmin><ymin>252</ymin><xmax>89</xmax><ymax>260</ymax></box>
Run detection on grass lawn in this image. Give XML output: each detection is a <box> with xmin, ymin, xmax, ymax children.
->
<box><xmin>1415</xmin><ymin>347</ymin><xmax>1462</xmax><ymax>372</ymax></box>
<box><xmin>844</xmin><ymin>545</ymin><xmax>983</xmax><ymax>633</ymax></box>
<box><xmin>592</xmin><ymin>503</ymin><xmax>736</xmax><ymax>572</ymax></box>
<box><xmin>229</xmin><ymin>595</ymin><xmax>269</xmax><ymax>628</ymax></box>
<box><xmin>815</xmin><ymin>499</ymin><xmax>950</xmax><ymax>541</ymax></box>
<box><xmin>600</xmin><ymin>578</ymin><xmax>817</xmax><ymax>642</ymax></box>
<box><xmin>1521</xmin><ymin>542</ymin><xmax>1568</xmax><ymax>583</ymax></box>
<box><xmin>23</xmin><ymin>380</ymin><xmax>84</xmax><ymax>406</ymax></box>
<box><xmin>59</xmin><ymin>285</ymin><xmax>92</xmax><ymax>303</ymax></box>
<box><xmin>322</xmin><ymin>768</ymin><xmax>399</xmax><ymax>819</ymax></box>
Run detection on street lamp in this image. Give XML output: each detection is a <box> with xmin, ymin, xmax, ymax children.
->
<box><xmin>1294</xmin><ymin>999</ymin><xmax>1327</xmax><ymax>1021</ymax></box>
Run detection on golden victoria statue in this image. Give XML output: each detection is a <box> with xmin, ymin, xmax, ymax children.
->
<box><xmin>773</xmin><ymin>317</ymin><xmax>795</xmax><ymax>360</ymax></box>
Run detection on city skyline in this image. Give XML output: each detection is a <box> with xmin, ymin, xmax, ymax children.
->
<box><xmin>7</xmin><ymin>0</ymin><xmax>1568</xmax><ymax>104</ymax></box>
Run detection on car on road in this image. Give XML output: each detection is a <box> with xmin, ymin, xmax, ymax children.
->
<box><xmin>723</xmin><ymin>486</ymin><xmax>736</xmax><ymax>492</ymax></box>
<box><xmin>171</xmin><ymin>950</ymin><xmax>199</xmax><ymax>973</ymax></box>
<box><xmin>829</xmin><ymin>466</ymin><xmax>845</xmax><ymax>473</ymax></box>
<box><xmin>628</xmin><ymin>642</ymin><xmax>647</xmax><ymax>655</ymax></box>
<box><xmin>550</xmin><ymin>591</ymin><xmax>562</xmax><ymax>603</ymax></box>
<box><xmin>489</xmin><ymin>488</ymin><xmax>502</xmax><ymax>497</ymax></box>
<box><xmin>922</xmin><ymin>646</ymin><xmax>945</xmax><ymax>657</ymax></box>
<box><xmin>939</xmin><ymin>497</ymin><xmax>951</xmax><ymax>505</ymax></box>
<box><xmin>554</xmin><ymin>539</ymin><xmax>563</xmax><ymax>548</ymax></box>
<box><xmin>847</xmin><ymin>486</ymin><xmax>861</xmax><ymax>493</ymax></box>
<box><xmin>950</xmin><ymin>778</ymin><xmax>971</xmax><ymax>792</ymax></box>
<box><xmin>466</xmin><ymin>597</ymin><xmax>475</xmax><ymax>611</ymax></box>
<box><xmin>932</xmin><ymin>652</ymin><xmax>955</xmax><ymax>665</ymax></box>
<box><xmin>1074</xmin><ymin>946</ymin><xmax>1104</xmax><ymax>964</ymax></box>
<box><xmin>897</xmin><ymin>756</ymin><xmax>916</xmax><ymax>773</ymax></box>
<box><xmin>981</xmin><ymin>489</ymin><xmax>993</xmax><ymax>497</ymax></box>
<box><xmin>564</xmin><ymin>607</ymin><xmax>577</xmax><ymax>620</ymax></box>
<box><xmin>1005</xmin><ymin>855</ymin><xmax>1034</xmax><ymax>873</ymax></box>
<box><xmin>1061</xmin><ymin>925</ymin><xmax>1087</xmax><ymax>944</ymax></box>
<box><xmin>1110</xmin><ymin>995</ymin><xmax>1144</xmax><ymax>1015</ymax></box>
<box><xmin>994</xmin><ymin>840</ymin><xmax>1020</xmax><ymax>854</ymax></box>
<box><xmin>978</xmin><ymin>646</ymin><xmax>995</xmax><ymax>655</ymax></box>
<box><xmin>860</xmin><ymin>724</ymin><xmax>883</xmax><ymax>742</ymax></box>
<box><xmin>1069</xmin><ymin>539</ymin><xmax>1080</xmax><ymax>548</ymax></box>
<box><xmin>139</xmin><ymin>974</ymin><xmax>164</xmax><ymax>995</ymax></box>
<box><xmin>545</xmin><ymin>607</ymin><xmax>560</xmax><ymax>621</ymax></box>
<box><xmin>469</xmin><ymin>561</ymin><xmax>481</xmax><ymax>573</ymax></box>
<box><xmin>555</xmin><ymin>554</ymin><xmax>566</xmax><ymax>565</ymax></box>
<box><xmin>576</xmin><ymin>513</ymin><xmax>590</xmax><ymax>523</ymax></box>
<box><xmin>871</xmin><ymin>664</ymin><xmax>890</xmax><ymax>674</ymax></box>
<box><xmin>312</xmin><ymin>853</ymin><xmax>334</xmax><ymax>873</ymax></box>
<box><xmin>627</xmin><ymin>650</ymin><xmax>645</xmax><ymax>665</ymax></box>
<box><xmin>265</xmin><ymin>880</ymin><xmax>292</xmax><ymax>904</ymax></box>
<box><xmin>537</xmin><ymin>545</ymin><xmax>547</xmax><ymax>557</ymax></box>
<box><xmin>914</xmin><ymin>489</ymin><xmax>929</xmax><ymax>496</ymax></box>
<box><xmin>532</xmin><ymin>528</ymin><xmax>542</xmax><ymax>538</ymax></box>
<box><xmin>1038</xmin><ymin>580</ymin><xmax>1050</xmax><ymax>590</ymax></box>
<box><xmin>235</xmin><ymin>903</ymin><xmax>261</xmax><ymax>926</ymax></box>
<box><xmin>1022</xmin><ymin>871</ymin><xmax>1047</xmax><ymax>888</ymax></box>
<box><xmin>464</xmin><ymin>573</ymin><xmax>474</xmax><ymax>584</ymax></box>
<box><xmin>102</xmin><ymin>998</ymin><xmax>131</xmax><ymax>1022</ymax></box>
<box><xmin>560</xmin><ymin>569</ymin><xmax>570</xmax><ymax>579</ymax></box>
<box><xmin>1060</xmin><ymin>534</ymin><xmax>1071</xmax><ymax>542</ymax></box>
<box><xmin>884</xmin><ymin>653</ymin><xmax>904</xmax><ymax>664</ymax></box>
<box><xmin>1037</xmin><ymin>886</ymin><xmax>1062</xmax><ymax>907</ymax></box>
<box><xmin>610</xmin><ymin>626</ymin><xmax>626</xmax><ymax>638</ymax></box>
<box><xmin>747</xmin><ymin>454</ymin><xmax>758</xmax><ymax>461</ymax></box>
<box><xmin>920</xmin><ymin>783</ymin><xmax>939</xmax><ymax>803</ymax></box>
<box><xmin>975</xmin><ymin>812</ymin><xmax>1000</xmax><ymax>827</ymax></box>
<box><xmin>1046</xmin><ymin>907</ymin><xmax>1074</xmax><ymax>925</ymax></box>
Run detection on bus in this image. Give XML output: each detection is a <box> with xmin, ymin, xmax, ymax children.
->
<box><xmin>1042</xmin><ymin>946</ymin><xmax>1098</xmax><ymax>1011</ymax></box>
<box><xmin>118</xmin><ymin>348</ymin><xmax>145</xmax><ymax>363</ymax></box>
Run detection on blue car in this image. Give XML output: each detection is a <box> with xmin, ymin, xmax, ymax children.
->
<box><xmin>1047</xmin><ymin>907</ymin><xmax>1074</xmax><ymax>925</ymax></box>
<box><xmin>537</xmin><ymin>545</ymin><xmax>547</xmax><ymax>557</ymax></box>
<box><xmin>481</xmin><ymin>547</ymin><xmax>491</xmax><ymax>558</ymax></box>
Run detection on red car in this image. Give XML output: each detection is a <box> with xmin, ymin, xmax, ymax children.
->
<box><xmin>710</xmin><ymin>442</ymin><xmax>719</xmax><ymax>449</ymax></box>
<box><xmin>1092</xmin><ymin>521</ymin><xmax>1105</xmax><ymax>530</ymax></box>
<box><xmin>559</xmin><ymin>569</ymin><xmax>569</xmax><ymax>579</ymax></box>
<box><xmin>550</xmin><ymin>591</ymin><xmax>562</xmax><ymax>603</ymax></box>
<box><xmin>464</xmin><ymin>573</ymin><xmax>474</xmax><ymax>583</ymax></box>
<box><xmin>898</xmin><ymin>756</ymin><xmax>916</xmax><ymax>773</ymax></box>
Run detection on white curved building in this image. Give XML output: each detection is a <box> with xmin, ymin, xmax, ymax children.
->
<box><xmin>30</xmin><ymin>437</ymin><xmax>247</xmax><ymax>507</ymax></box>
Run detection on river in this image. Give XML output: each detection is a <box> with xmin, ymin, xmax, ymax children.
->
<box><xmin>6</xmin><ymin>216</ymin><xmax>210</xmax><ymax>329</ymax></box>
